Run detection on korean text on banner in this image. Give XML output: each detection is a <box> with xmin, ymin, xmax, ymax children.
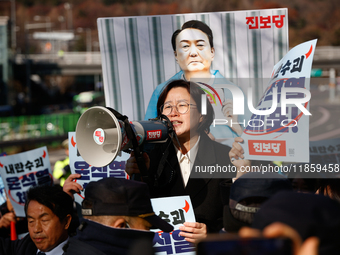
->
<box><xmin>241</xmin><ymin>39</ymin><xmax>318</xmax><ymax>162</ymax></box>
<box><xmin>0</xmin><ymin>146</ymin><xmax>52</xmax><ymax>217</ymax></box>
<box><xmin>97</xmin><ymin>9</ymin><xmax>289</xmax><ymax>122</ymax></box>
<box><xmin>68</xmin><ymin>132</ymin><xmax>129</xmax><ymax>205</ymax></box>
<box><xmin>151</xmin><ymin>196</ymin><xmax>196</xmax><ymax>255</ymax></box>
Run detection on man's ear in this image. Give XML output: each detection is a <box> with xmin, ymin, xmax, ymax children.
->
<box><xmin>211</xmin><ymin>47</ymin><xmax>215</xmax><ymax>60</ymax></box>
<box><xmin>112</xmin><ymin>218</ymin><xmax>126</xmax><ymax>228</ymax></box>
<box><xmin>64</xmin><ymin>214</ymin><xmax>72</xmax><ymax>230</ymax></box>
<box><xmin>174</xmin><ymin>51</ymin><xmax>178</xmax><ymax>61</ymax></box>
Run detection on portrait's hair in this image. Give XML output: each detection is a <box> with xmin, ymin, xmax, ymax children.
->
<box><xmin>157</xmin><ymin>79</ymin><xmax>214</xmax><ymax>134</ymax></box>
<box><xmin>25</xmin><ymin>184</ymin><xmax>74</xmax><ymax>223</ymax></box>
<box><xmin>171</xmin><ymin>20</ymin><xmax>214</xmax><ymax>51</ymax></box>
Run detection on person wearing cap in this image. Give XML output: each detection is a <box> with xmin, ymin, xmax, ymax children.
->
<box><xmin>221</xmin><ymin>172</ymin><xmax>293</xmax><ymax>233</ymax></box>
<box><xmin>63</xmin><ymin>177</ymin><xmax>173</xmax><ymax>255</ymax></box>
<box><xmin>240</xmin><ymin>191</ymin><xmax>340</xmax><ymax>255</ymax></box>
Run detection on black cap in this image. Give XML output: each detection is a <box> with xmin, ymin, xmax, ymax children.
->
<box><xmin>252</xmin><ymin>191</ymin><xmax>340</xmax><ymax>255</ymax></box>
<box><xmin>223</xmin><ymin>172</ymin><xmax>293</xmax><ymax>232</ymax></box>
<box><xmin>229</xmin><ymin>172</ymin><xmax>293</xmax><ymax>212</ymax></box>
<box><xmin>82</xmin><ymin>177</ymin><xmax>174</xmax><ymax>232</ymax></box>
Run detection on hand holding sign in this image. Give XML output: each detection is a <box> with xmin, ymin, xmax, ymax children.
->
<box><xmin>63</xmin><ymin>173</ymin><xmax>83</xmax><ymax>199</ymax></box>
<box><xmin>229</xmin><ymin>137</ymin><xmax>252</xmax><ymax>178</ymax></box>
<box><xmin>179</xmin><ymin>222</ymin><xmax>207</xmax><ymax>243</ymax></box>
<box><xmin>0</xmin><ymin>211</ymin><xmax>16</xmax><ymax>229</ymax></box>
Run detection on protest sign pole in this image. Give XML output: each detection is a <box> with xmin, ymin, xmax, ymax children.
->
<box><xmin>10</xmin><ymin>221</ymin><xmax>17</xmax><ymax>240</ymax></box>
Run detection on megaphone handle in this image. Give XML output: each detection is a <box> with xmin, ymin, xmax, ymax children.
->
<box><xmin>106</xmin><ymin>107</ymin><xmax>150</xmax><ymax>182</ymax></box>
<box><xmin>121</xmin><ymin>117</ymin><xmax>149</xmax><ymax>182</ymax></box>
<box><xmin>134</xmin><ymin>151</ymin><xmax>150</xmax><ymax>182</ymax></box>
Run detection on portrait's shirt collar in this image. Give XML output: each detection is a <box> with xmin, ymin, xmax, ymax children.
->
<box><xmin>181</xmin><ymin>72</ymin><xmax>215</xmax><ymax>85</ymax></box>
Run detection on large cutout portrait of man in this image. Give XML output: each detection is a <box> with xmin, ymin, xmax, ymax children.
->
<box><xmin>144</xmin><ymin>20</ymin><xmax>250</xmax><ymax>141</ymax></box>
<box><xmin>97</xmin><ymin>9</ymin><xmax>289</xmax><ymax>140</ymax></box>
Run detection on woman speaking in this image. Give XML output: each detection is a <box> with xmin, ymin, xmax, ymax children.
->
<box><xmin>126</xmin><ymin>79</ymin><xmax>233</xmax><ymax>242</ymax></box>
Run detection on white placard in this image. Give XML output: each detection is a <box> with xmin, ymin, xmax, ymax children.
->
<box><xmin>0</xmin><ymin>146</ymin><xmax>52</xmax><ymax>217</ymax></box>
<box><xmin>151</xmin><ymin>196</ymin><xmax>196</xmax><ymax>255</ymax></box>
<box><xmin>241</xmin><ymin>39</ymin><xmax>317</xmax><ymax>162</ymax></box>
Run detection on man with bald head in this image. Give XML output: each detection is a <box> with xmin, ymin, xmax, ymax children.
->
<box><xmin>63</xmin><ymin>177</ymin><xmax>173</xmax><ymax>255</ymax></box>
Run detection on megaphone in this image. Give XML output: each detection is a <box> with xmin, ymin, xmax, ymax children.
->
<box><xmin>75</xmin><ymin>106</ymin><xmax>170</xmax><ymax>168</ymax></box>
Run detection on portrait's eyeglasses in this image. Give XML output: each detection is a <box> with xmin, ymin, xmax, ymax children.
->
<box><xmin>160</xmin><ymin>102</ymin><xmax>196</xmax><ymax>116</ymax></box>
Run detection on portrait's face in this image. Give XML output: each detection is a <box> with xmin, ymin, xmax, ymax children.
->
<box><xmin>174</xmin><ymin>28</ymin><xmax>215</xmax><ymax>76</ymax></box>
<box><xmin>162</xmin><ymin>87</ymin><xmax>201</xmax><ymax>141</ymax></box>
<box><xmin>27</xmin><ymin>200</ymin><xmax>70</xmax><ymax>252</ymax></box>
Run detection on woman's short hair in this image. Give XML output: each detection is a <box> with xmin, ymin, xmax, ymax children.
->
<box><xmin>157</xmin><ymin>79</ymin><xmax>214</xmax><ymax>134</ymax></box>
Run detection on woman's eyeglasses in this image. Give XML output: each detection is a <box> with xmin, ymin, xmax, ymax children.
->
<box><xmin>160</xmin><ymin>102</ymin><xmax>196</xmax><ymax>116</ymax></box>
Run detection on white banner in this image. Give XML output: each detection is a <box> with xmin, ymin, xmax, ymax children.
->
<box><xmin>151</xmin><ymin>196</ymin><xmax>196</xmax><ymax>255</ymax></box>
<box><xmin>97</xmin><ymin>8</ymin><xmax>289</xmax><ymax>123</ymax></box>
<box><xmin>241</xmin><ymin>39</ymin><xmax>317</xmax><ymax>162</ymax></box>
<box><xmin>68</xmin><ymin>132</ymin><xmax>129</xmax><ymax>205</ymax></box>
<box><xmin>0</xmin><ymin>146</ymin><xmax>52</xmax><ymax>217</ymax></box>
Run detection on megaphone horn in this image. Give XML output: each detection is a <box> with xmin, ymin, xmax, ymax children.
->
<box><xmin>75</xmin><ymin>106</ymin><xmax>169</xmax><ymax>167</ymax></box>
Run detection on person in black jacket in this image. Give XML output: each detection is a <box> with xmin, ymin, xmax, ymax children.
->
<box><xmin>0</xmin><ymin>184</ymin><xmax>75</xmax><ymax>255</ymax></box>
<box><xmin>126</xmin><ymin>80</ymin><xmax>235</xmax><ymax>242</ymax></box>
<box><xmin>63</xmin><ymin>177</ymin><xmax>173</xmax><ymax>255</ymax></box>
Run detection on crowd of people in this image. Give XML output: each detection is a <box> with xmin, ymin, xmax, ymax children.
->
<box><xmin>1</xmin><ymin>77</ymin><xmax>338</xmax><ymax>255</ymax></box>
<box><xmin>0</xmin><ymin>19</ymin><xmax>339</xmax><ymax>255</ymax></box>
<box><xmin>1</xmin><ymin>147</ymin><xmax>340</xmax><ymax>255</ymax></box>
